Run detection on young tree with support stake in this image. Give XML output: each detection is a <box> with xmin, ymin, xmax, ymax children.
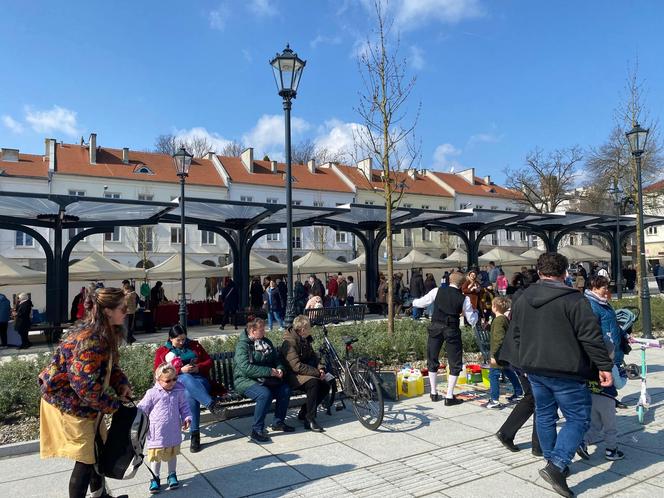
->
<box><xmin>354</xmin><ymin>0</ymin><xmax>420</xmax><ymax>335</ymax></box>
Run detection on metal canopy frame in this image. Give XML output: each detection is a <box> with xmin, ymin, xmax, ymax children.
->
<box><xmin>1</xmin><ymin>190</ymin><xmax>664</xmax><ymax>323</ymax></box>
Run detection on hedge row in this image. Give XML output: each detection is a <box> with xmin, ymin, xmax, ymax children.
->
<box><xmin>0</xmin><ymin>319</ymin><xmax>478</xmax><ymax>423</ymax></box>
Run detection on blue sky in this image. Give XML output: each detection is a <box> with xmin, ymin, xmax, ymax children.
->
<box><xmin>1</xmin><ymin>0</ymin><xmax>662</xmax><ymax>184</ymax></box>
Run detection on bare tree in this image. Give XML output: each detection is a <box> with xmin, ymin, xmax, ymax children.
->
<box><xmin>584</xmin><ymin>60</ymin><xmax>663</xmax><ymax>293</ymax></box>
<box><xmin>153</xmin><ymin>134</ymin><xmax>214</xmax><ymax>158</ymax></box>
<box><xmin>291</xmin><ymin>138</ymin><xmax>350</xmax><ymax>165</ymax></box>
<box><xmin>125</xmin><ymin>225</ymin><xmax>161</xmax><ymax>270</ymax></box>
<box><xmin>220</xmin><ymin>140</ymin><xmax>245</xmax><ymax>157</ymax></box>
<box><xmin>504</xmin><ymin>146</ymin><xmax>583</xmax><ymax>213</ymax></box>
<box><xmin>353</xmin><ymin>0</ymin><xmax>420</xmax><ymax>335</ymax></box>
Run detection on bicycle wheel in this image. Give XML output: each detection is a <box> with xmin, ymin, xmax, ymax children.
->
<box><xmin>348</xmin><ymin>362</ymin><xmax>384</xmax><ymax>430</ymax></box>
<box><xmin>637</xmin><ymin>405</ymin><xmax>645</xmax><ymax>424</ymax></box>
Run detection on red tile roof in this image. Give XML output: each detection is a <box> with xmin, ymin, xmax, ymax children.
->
<box><xmin>430</xmin><ymin>171</ymin><xmax>521</xmax><ymax>199</ymax></box>
<box><xmin>55</xmin><ymin>144</ymin><xmax>226</xmax><ymax>187</ymax></box>
<box><xmin>0</xmin><ymin>153</ymin><xmax>49</xmax><ymax>179</ymax></box>
<box><xmin>218</xmin><ymin>156</ymin><xmax>354</xmax><ymax>193</ymax></box>
<box><xmin>334</xmin><ymin>164</ymin><xmax>452</xmax><ymax>197</ymax></box>
<box><xmin>645</xmin><ymin>179</ymin><xmax>664</xmax><ymax>193</ymax></box>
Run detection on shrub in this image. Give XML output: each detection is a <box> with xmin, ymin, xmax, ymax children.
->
<box><xmin>0</xmin><ymin>354</ymin><xmax>50</xmax><ymax>422</ymax></box>
<box><xmin>613</xmin><ymin>296</ymin><xmax>664</xmax><ymax>337</ymax></box>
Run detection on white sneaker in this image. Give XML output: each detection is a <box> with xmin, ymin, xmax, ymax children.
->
<box><xmin>487</xmin><ymin>399</ymin><xmax>503</xmax><ymax>409</ymax></box>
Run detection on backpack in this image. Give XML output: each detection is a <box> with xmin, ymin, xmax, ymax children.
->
<box><xmin>95</xmin><ymin>402</ymin><xmax>150</xmax><ymax>480</ymax></box>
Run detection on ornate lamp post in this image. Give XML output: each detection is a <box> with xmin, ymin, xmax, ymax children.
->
<box><xmin>270</xmin><ymin>44</ymin><xmax>306</xmax><ymax>326</ymax></box>
<box><xmin>173</xmin><ymin>146</ymin><xmax>193</xmax><ymax>329</ymax></box>
<box><xmin>626</xmin><ymin>122</ymin><xmax>652</xmax><ymax>339</ymax></box>
<box><xmin>608</xmin><ymin>181</ymin><xmax>623</xmax><ymax>298</ymax></box>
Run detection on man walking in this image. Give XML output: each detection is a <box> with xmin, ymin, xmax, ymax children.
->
<box><xmin>412</xmin><ymin>271</ymin><xmax>478</xmax><ymax>405</ymax></box>
<box><xmin>500</xmin><ymin>253</ymin><xmax>613</xmax><ymax>497</ymax></box>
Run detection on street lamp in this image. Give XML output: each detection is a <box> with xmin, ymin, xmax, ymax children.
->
<box><xmin>608</xmin><ymin>181</ymin><xmax>623</xmax><ymax>298</ymax></box>
<box><xmin>270</xmin><ymin>44</ymin><xmax>306</xmax><ymax>326</ymax></box>
<box><xmin>626</xmin><ymin>122</ymin><xmax>652</xmax><ymax>339</ymax></box>
<box><xmin>173</xmin><ymin>146</ymin><xmax>193</xmax><ymax>329</ymax></box>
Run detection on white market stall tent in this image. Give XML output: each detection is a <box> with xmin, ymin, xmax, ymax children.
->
<box><xmin>147</xmin><ymin>254</ymin><xmax>228</xmax><ymax>280</ymax></box>
<box><xmin>394</xmin><ymin>249</ymin><xmax>449</xmax><ymax>269</ymax></box>
<box><xmin>0</xmin><ymin>254</ymin><xmax>47</xmax><ymax>286</ymax></box>
<box><xmin>479</xmin><ymin>247</ymin><xmax>530</xmax><ymax>266</ymax></box>
<box><xmin>223</xmin><ymin>253</ymin><xmax>286</xmax><ymax>276</ymax></box>
<box><xmin>441</xmin><ymin>249</ymin><xmax>468</xmax><ymax>266</ymax></box>
<box><xmin>69</xmin><ymin>252</ymin><xmax>145</xmax><ymax>281</ymax></box>
<box><xmin>347</xmin><ymin>253</ymin><xmax>387</xmax><ymax>269</ymax></box>
<box><xmin>293</xmin><ymin>251</ymin><xmax>357</xmax><ymax>275</ymax></box>
<box><xmin>519</xmin><ymin>247</ymin><xmax>546</xmax><ymax>263</ymax></box>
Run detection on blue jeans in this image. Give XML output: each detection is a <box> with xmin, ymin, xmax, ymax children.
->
<box><xmin>529</xmin><ymin>374</ymin><xmax>591</xmax><ymax>471</ymax></box>
<box><xmin>346</xmin><ymin>296</ymin><xmax>355</xmax><ymax>306</ymax></box>
<box><xmin>489</xmin><ymin>367</ymin><xmax>523</xmax><ymax>401</ymax></box>
<box><xmin>267</xmin><ymin>310</ymin><xmax>284</xmax><ymax>330</ymax></box>
<box><xmin>244</xmin><ymin>382</ymin><xmax>292</xmax><ymax>434</ymax></box>
<box><xmin>412</xmin><ymin>307</ymin><xmax>423</xmax><ymax>319</ymax></box>
<box><xmin>178</xmin><ymin>373</ymin><xmax>213</xmax><ymax>433</ymax></box>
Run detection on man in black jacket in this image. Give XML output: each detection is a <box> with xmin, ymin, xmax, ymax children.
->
<box><xmin>500</xmin><ymin>253</ymin><xmax>613</xmax><ymax>498</ymax></box>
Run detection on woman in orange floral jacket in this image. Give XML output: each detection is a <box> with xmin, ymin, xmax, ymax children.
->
<box><xmin>39</xmin><ymin>287</ymin><xmax>132</xmax><ymax>498</ymax></box>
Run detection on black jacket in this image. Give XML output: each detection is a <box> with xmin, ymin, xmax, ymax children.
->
<box><xmin>499</xmin><ymin>280</ymin><xmax>613</xmax><ymax>381</ymax></box>
<box><xmin>409</xmin><ymin>274</ymin><xmax>425</xmax><ymax>299</ymax></box>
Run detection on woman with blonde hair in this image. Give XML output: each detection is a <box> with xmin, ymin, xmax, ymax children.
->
<box><xmin>39</xmin><ymin>287</ymin><xmax>132</xmax><ymax>498</ymax></box>
<box><xmin>281</xmin><ymin>315</ymin><xmax>330</xmax><ymax>432</ymax></box>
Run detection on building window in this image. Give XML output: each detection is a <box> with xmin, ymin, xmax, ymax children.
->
<box><xmin>491</xmin><ymin>232</ymin><xmax>498</xmax><ymax>245</ymax></box>
<box><xmin>293</xmin><ymin>228</ymin><xmax>302</xmax><ymax>248</ymax></box>
<box><xmin>138</xmin><ymin>193</ymin><xmax>154</xmax><ymax>201</ymax></box>
<box><xmin>421</xmin><ymin>205</ymin><xmax>429</xmax><ymax>210</ymax></box>
<box><xmin>476</xmin><ymin>204</ymin><xmax>484</xmax><ymax>209</ymax></box>
<box><xmin>335</xmin><ymin>231</ymin><xmax>348</xmax><ymax>244</ymax></box>
<box><xmin>171</xmin><ymin>227</ymin><xmax>185</xmax><ymax>244</ymax></box>
<box><xmin>201</xmin><ymin>230</ymin><xmax>215</xmax><ymax>245</ymax></box>
<box><xmin>313</xmin><ymin>201</ymin><xmax>324</xmax><ymax>207</ymax></box>
<box><xmin>266</xmin><ymin>197</ymin><xmax>279</xmax><ymax>204</ymax></box>
<box><xmin>421</xmin><ymin>228</ymin><xmax>432</xmax><ymax>242</ymax></box>
<box><xmin>490</xmin><ymin>206</ymin><xmax>498</xmax><ymax>210</ymax></box>
<box><xmin>266</xmin><ymin>231</ymin><xmax>280</xmax><ymax>242</ymax></box>
<box><xmin>404</xmin><ymin>229</ymin><xmax>413</xmax><ymax>247</ymax></box>
<box><xmin>439</xmin><ymin>205</ymin><xmax>447</xmax><ymax>211</ymax></box>
<box><xmin>505</xmin><ymin>230</ymin><xmax>513</xmax><ymax>241</ymax></box>
<box><xmin>293</xmin><ymin>200</ymin><xmax>302</xmax><ymax>206</ymax></box>
<box><xmin>15</xmin><ymin>231</ymin><xmax>34</xmax><ymax>247</ymax></box>
<box><xmin>68</xmin><ymin>227</ymin><xmax>86</xmax><ymax>240</ymax></box>
<box><xmin>364</xmin><ymin>200</ymin><xmax>375</xmax><ymax>205</ymax></box>
<box><xmin>103</xmin><ymin>192</ymin><xmax>120</xmax><ymax>199</ymax></box>
<box><xmin>403</xmin><ymin>203</ymin><xmax>412</xmax><ymax>208</ymax></box>
<box><xmin>137</xmin><ymin>227</ymin><xmax>154</xmax><ymax>252</ymax></box>
<box><xmin>569</xmin><ymin>235</ymin><xmax>576</xmax><ymax>245</ymax></box>
<box><xmin>69</xmin><ymin>190</ymin><xmax>85</xmax><ymax>197</ymax></box>
<box><xmin>104</xmin><ymin>227</ymin><xmax>121</xmax><ymax>242</ymax></box>
<box><xmin>240</xmin><ymin>195</ymin><xmax>253</xmax><ymax>202</ymax></box>
<box><xmin>520</xmin><ymin>231</ymin><xmax>527</xmax><ymax>242</ymax></box>
<box><xmin>647</xmin><ymin>226</ymin><xmax>658</xmax><ymax>235</ymax></box>
<box><xmin>505</xmin><ymin>207</ymin><xmax>513</xmax><ymax>211</ymax></box>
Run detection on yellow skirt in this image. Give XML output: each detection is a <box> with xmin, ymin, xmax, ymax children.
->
<box><xmin>147</xmin><ymin>446</ymin><xmax>180</xmax><ymax>462</ymax></box>
<box><xmin>39</xmin><ymin>399</ymin><xmax>107</xmax><ymax>464</ymax></box>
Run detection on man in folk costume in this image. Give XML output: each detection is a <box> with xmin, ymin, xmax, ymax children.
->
<box><xmin>412</xmin><ymin>271</ymin><xmax>478</xmax><ymax>405</ymax></box>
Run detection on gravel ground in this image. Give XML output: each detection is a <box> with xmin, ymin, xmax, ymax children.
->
<box><xmin>0</xmin><ymin>416</ymin><xmax>39</xmax><ymax>445</ymax></box>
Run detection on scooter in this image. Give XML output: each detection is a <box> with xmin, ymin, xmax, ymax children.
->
<box><xmin>626</xmin><ymin>336</ymin><xmax>661</xmax><ymax>424</ymax></box>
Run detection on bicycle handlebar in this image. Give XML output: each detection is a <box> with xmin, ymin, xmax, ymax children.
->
<box><xmin>629</xmin><ymin>336</ymin><xmax>662</xmax><ymax>348</ymax></box>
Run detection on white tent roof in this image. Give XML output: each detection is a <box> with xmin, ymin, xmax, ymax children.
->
<box><xmin>147</xmin><ymin>254</ymin><xmax>228</xmax><ymax>280</ymax></box>
<box><xmin>479</xmin><ymin>247</ymin><xmax>530</xmax><ymax>266</ymax></box>
<box><xmin>558</xmin><ymin>245</ymin><xmax>602</xmax><ymax>262</ymax></box>
<box><xmin>573</xmin><ymin>244</ymin><xmax>611</xmax><ymax>261</ymax></box>
<box><xmin>0</xmin><ymin>255</ymin><xmax>46</xmax><ymax>286</ymax></box>
<box><xmin>293</xmin><ymin>251</ymin><xmax>357</xmax><ymax>274</ymax></box>
<box><xmin>441</xmin><ymin>249</ymin><xmax>468</xmax><ymax>266</ymax></box>
<box><xmin>348</xmin><ymin>253</ymin><xmax>387</xmax><ymax>269</ymax></box>
<box><xmin>519</xmin><ymin>247</ymin><xmax>546</xmax><ymax>263</ymax></box>
<box><xmin>69</xmin><ymin>252</ymin><xmax>145</xmax><ymax>281</ymax></box>
<box><xmin>223</xmin><ymin>253</ymin><xmax>286</xmax><ymax>275</ymax></box>
<box><xmin>394</xmin><ymin>249</ymin><xmax>449</xmax><ymax>269</ymax></box>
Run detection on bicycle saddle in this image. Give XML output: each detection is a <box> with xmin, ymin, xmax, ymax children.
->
<box><xmin>342</xmin><ymin>336</ymin><xmax>359</xmax><ymax>345</ymax></box>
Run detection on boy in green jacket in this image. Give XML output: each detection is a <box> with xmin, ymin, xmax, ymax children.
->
<box><xmin>488</xmin><ymin>296</ymin><xmax>523</xmax><ymax>408</ymax></box>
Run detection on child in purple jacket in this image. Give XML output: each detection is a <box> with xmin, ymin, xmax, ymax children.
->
<box><xmin>138</xmin><ymin>363</ymin><xmax>192</xmax><ymax>494</ymax></box>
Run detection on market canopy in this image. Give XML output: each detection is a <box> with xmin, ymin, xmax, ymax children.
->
<box><xmin>224</xmin><ymin>253</ymin><xmax>286</xmax><ymax>275</ymax></box>
<box><xmin>441</xmin><ymin>249</ymin><xmax>468</xmax><ymax>266</ymax></box>
<box><xmin>292</xmin><ymin>251</ymin><xmax>357</xmax><ymax>275</ymax></box>
<box><xmin>519</xmin><ymin>247</ymin><xmax>546</xmax><ymax>263</ymax></box>
<box><xmin>347</xmin><ymin>253</ymin><xmax>387</xmax><ymax>269</ymax></box>
<box><xmin>479</xmin><ymin>247</ymin><xmax>531</xmax><ymax>266</ymax></box>
<box><xmin>393</xmin><ymin>249</ymin><xmax>449</xmax><ymax>269</ymax></box>
<box><xmin>0</xmin><ymin>254</ymin><xmax>46</xmax><ymax>286</ymax></box>
<box><xmin>69</xmin><ymin>252</ymin><xmax>145</xmax><ymax>281</ymax></box>
<box><xmin>147</xmin><ymin>254</ymin><xmax>228</xmax><ymax>280</ymax></box>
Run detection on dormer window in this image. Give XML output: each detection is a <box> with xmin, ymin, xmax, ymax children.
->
<box><xmin>134</xmin><ymin>165</ymin><xmax>154</xmax><ymax>175</ymax></box>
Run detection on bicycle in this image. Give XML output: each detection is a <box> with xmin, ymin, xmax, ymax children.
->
<box><xmin>318</xmin><ymin>325</ymin><xmax>384</xmax><ymax>430</ymax></box>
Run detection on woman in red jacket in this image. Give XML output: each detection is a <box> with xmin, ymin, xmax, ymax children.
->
<box><xmin>154</xmin><ymin>324</ymin><xmax>224</xmax><ymax>452</ymax></box>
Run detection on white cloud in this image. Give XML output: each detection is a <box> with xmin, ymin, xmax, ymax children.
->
<box><xmin>314</xmin><ymin>119</ymin><xmax>364</xmax><ymax>159</ymax></box>
<box><xmin>397</xmin><ymin>0</ymin><xmax>485</xmax><ymax>29</ymax></box>
<box><xmin>242</xmin><ymin>114</ymin><xmax>310</xmax><ymax>158</ymax></box>
<box><xmin>209</xmin><ymin>3</ymin><xmax>230</xmax><ymax>30</ymax></box>
<box><xmin>468</xmin><ymin>132</ymin><xmax>501</xmax><ymax>146</ymax></box>
<box><xmin>409</xmin><ymin>45</ymin><xmax>425</xmax><ymax>70</ymax></box>
<box><xmin>433</xmin><ymin>142</ymin><xmax>463</xmax><ymax>170</ymax></box>
<box><xmin>25</xmin><ymin>105</ymin><xmax>79</xmax><ymax>136</ymax></box>
<box><xmin>248</xmin><ymin>0</ymin><xmax>277</xmax><ymax>17</ymax></box>
<box><xmin>173</xmin><ymin>126</ymin><xmax>232</xmax><ymax>153</ymax></box>
<box><xmin>2</xmin><ymin>115</ymin><xmax>24</xmax><ymax>134</ymax></box>
<box><xmin>310</xmin><ymin>34</ymin><xmax>343</xmax><ymax>49</ymax></box>
<box><xmin>241</xmin><ymin>49</ymin><xmax>253</xmax><ymax>63</ymax></box>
